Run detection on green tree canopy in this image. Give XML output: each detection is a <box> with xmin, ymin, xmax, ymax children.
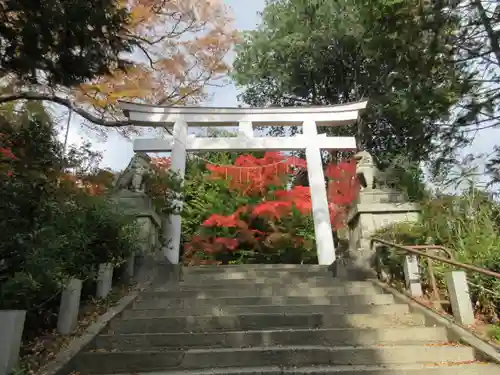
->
<box><xmin>233</xmin><ymin>0</ymin><xmax>475</xmax><ymax>167</ymax></box>
<box><xmin>0</xmin><ymin>0</ymin><xmax>131</xmax><ymax>87</ymax></box>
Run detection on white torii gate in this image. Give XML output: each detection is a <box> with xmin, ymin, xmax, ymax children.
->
<box><xmin>120</xmin><ymin>101</ymin><xmax>368</xmax><ymax>266</ymax></box>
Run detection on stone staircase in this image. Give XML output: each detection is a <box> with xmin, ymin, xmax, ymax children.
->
<box><xmin>72</xmin><ymin>265</ymin><xmax>500</xmax><ymax>374</ymax></box>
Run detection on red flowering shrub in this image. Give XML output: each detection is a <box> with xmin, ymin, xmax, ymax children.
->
<box><xmin>326</xmin><ymin>160</ymin><xmax>360</xmax><ymax>228</ymax></box>
<box><xmin>182</xmin><ymin>152</ymin><xmax>360</xmax><ymax>265</ymax></box>
<box><xmin>206</xmin><ymin>152</ymin><xmax>307</xmax><ymax>196</ymax></box>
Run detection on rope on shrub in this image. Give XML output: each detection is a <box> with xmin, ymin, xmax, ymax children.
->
<box><xmin>23</xmin><ymin>275</ymin><xmax>93</xmax><ymax>313</ymax></box>
<box><xmin>28</xmin><ymin>290</ymin><xmax>62</xmax><ymax>312</ymax></box>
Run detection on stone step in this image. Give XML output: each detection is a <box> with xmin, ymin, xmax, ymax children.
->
<box><xmin>183</xmin><ymin>265</ymin><xmax>330</xmax><ymax>272</ymax></box>
<box><xmin>93</xmin><ymin>326</ymin><xmax>448</xmax><ymax>350</ymax></box>
<box><xmin>182</xmin><ymin>269</ymin><xmax>333</xmax><ymax>279</ymax></box>
<box><xmin>178</xmin><ymin>278</ymin><xmax>368</xmax><ymax>287</ymax></box>
<box><xmin>180</xmin><ymin>273</ymin><xmax>338</xmax><ymax>283</ymax></box>
<box><xmin>123</xmin><ymin>303</ymin><xmax>409</xmax><ymax>319</ymax></box>
<box><xmin>180</xmin><ymin>272</ymin><xmax>373</xmax><ymax>284</ymax></box>
<box><xmin>74</xmin><ymin>345</ymin><xmax>475</xmax><ymax>373</ymax></box>
<box><xmin>93</xmin><ymin>363</ymin><xmax>500</xmax><ymax>375</ymax></box>
<box><xmin>133</xmin><ymin>294</ymin><xmax>395</xmax><ymax>310</ymax></box>
<box><xmin>142</xmin><ymin>285</ymin><xmax>384</xmax><ymax>299</ymax></box>
<box><xmin>108</xmin><ymin>313</ymin><xmax>425</xmax><ymax>334</ymax></box>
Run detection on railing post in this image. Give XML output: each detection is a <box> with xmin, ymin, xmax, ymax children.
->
<box><xmin>96</xmin><ymin>263</ymin><xmax>114</xmax><ymax>299</ymax></box>
<box><xmin>373</xmin><ymin>243</ymin><xmax>389</xmax><ymax>282</ymax></box>
<box><xmin>403</xmin><ymin>254</ymin><xmax>423</xmax><ymax>297</ymax></box>
<box><xmin>445</xmin><ymin>271</ymin><xmax>475</xmax><ymax>326</ymax></box>
<box><xmin>0</xmin><ymin>310</ymin><xmax>26</xmax><ymax>375</ymax></box>
<box><xmin>57</xmin><ymin>278</ymin><xmax>82</xmax><ymax>334</ymax></box>
<box><xmin>126</xmin><ymin>254</ymin><xmax>135</xmax><ymax>282</ymax></box>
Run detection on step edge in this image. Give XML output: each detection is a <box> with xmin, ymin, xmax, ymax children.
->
<box><xmin>95</xmin><ymin>362</ymin><xmax>497</xmax><ymax>375</ymax></box>
<box><xmin>128</xmin><ymin>303</ymin><xmax>408</xmax><ymax>310</ymax></box>
<box><xmin>82</xmin><ymin>344</ymin><xmax>474</xmax><ymax>354</ymax></box>
<box><xmin>114</xmin><ymin>312</ymin><xmax>422</xmax><ymax>321</ymax></box>
<box><xmin>134</xmin><ymin>294</ymin><xmax>395</xmax><ymax>301</ymax></box>
<box><xmin>97</xmin><ymin>326</ymin><xmax>448</xmax><ymax>338</ymax></box>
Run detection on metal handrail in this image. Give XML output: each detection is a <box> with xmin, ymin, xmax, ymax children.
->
<box><xmin>371</xmin><ymin>237</ymin><xmax>500</xmax><ymax>280</ymax></box>
<box><xmin>405</xmin><ymin>245</ymin><xmax>454</xmax><ymax>261</ymax></box>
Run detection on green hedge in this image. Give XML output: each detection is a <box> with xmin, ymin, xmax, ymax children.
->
<box><xmin>0</xmin><ymin>111</ymin><xmax>140</xmax><ymax>338</ymax></box>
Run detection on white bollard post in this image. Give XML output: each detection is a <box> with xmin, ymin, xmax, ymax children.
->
<box><xmin>57</xmin><ymin>278</ymin><xmax>82</xmax><ymax>334</ymax></box>
<box><xmin>403</xmin><ymin>255</ymin><xmax>423</xmax><ymax>297</ymax></box>
<box><xmin>96</xmin><ymin>263</ymin><xmax>114</xmax><ymax>299</ymax></box>
<box><xmin>0</xmin><ymin>310</ymin><xmax>26</xmax><ymax>375</ymax></box>
<box><xmin>445</xmin><ymin>271</ymin><xmax>475</xmax><ymax>326</ymax></box>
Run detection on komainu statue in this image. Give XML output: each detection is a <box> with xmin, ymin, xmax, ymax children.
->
<box><xmin>114</xmin><ymin>152</ymin><xmax>152</xmax><ymax>193</ymax></box>
<box><xmin>354</xmin><ymin>150</ymin><xmax>394</xmax><ymax>190</ymax></box>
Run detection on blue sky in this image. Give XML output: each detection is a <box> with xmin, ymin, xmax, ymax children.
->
<box><xmin>61</xmin><ymin>0</ymin><xmax>498</xmax><ymax>178</ymax></box>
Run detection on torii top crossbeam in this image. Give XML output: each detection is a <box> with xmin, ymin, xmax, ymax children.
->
<box><xmin>119</xmin><ymin>100</ymin><xmax>368</xmax><ymax>127</ymax></box>
<box><xmin>119</xmin><ymin>100</ymin><xmax>368</xmax><ymax>267</ymax></box>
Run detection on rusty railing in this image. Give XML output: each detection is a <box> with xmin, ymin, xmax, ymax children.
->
<box><xmin>370</xmin><ymin>237</ymin><xmax>500</xmax><ymax>305</ymax></box>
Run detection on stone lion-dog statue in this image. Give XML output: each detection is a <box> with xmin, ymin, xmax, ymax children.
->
<box><xmin>354</xmin><ymin>150</ymin><xmax>394</xmax><ymax>191</ymax></box>
<box><xmin>113</xmin><ymin>152</ymin><xmax>152</xmax><ymax>193</ymax></box>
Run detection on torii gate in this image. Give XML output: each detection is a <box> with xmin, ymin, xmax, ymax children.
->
<box><xmin>119</xmin><ymin>101</ymin><xmax>368</xmax><ymax>266</ymax></box>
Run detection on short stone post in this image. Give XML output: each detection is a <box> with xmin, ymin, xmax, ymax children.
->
<box><xmin>126</xmin><ymin>254</ymin><xmax>135</xmax><ymax>282</ymax></box>
<box><xmin>0</xmin><ymin>310</ymin><xmax>26</xmax><ymax>375</ymax></box>
<box><xmin>57</xmin><ymin>278</ymin><xmax>82</xmax><ymax>334</ymax></box>
<box><xmin>96</xmin><ymin>263</ymin><xmax>114</xmax><ymax>299</ymax></box>
<box><xmin>445</xmin><ymin>271</ymin><xmax>475</xmax><ymax>325</ymax></box>
<box><xmin>403</xmin><ymin>255</ymin><xmax>423</xmax><ymax>297</ymax></box>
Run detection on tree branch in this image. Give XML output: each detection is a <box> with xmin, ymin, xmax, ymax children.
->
<box><xmin>0</xmin><ymin>92</ymin><xmax>133</xmax><ymax>127</ymax></box>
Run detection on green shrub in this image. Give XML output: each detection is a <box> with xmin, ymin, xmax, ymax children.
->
<box><xmin>0</xmin><ymin>111</ymin><xmax>140</xmax><ymax>337</ymax></box>
<box><xmin>375</xmin><ymin>188</ymin><xmax>500</xmax><ymax>321</ymax></box>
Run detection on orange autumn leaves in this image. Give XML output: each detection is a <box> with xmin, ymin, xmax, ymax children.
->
<box><xmin>75</xmin><ymin>0</ymin><xmax>238</xmax><ymax>124</ymax></box>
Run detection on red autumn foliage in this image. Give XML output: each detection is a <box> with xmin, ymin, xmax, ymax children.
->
<box><xmin>273</xmin><ymin>186</ymin><xmax>312</xmax><ymax>214</ymax></box>
<box><xmin>0</xmin><ymin>132</ymin><xmax>18</xmax><ymax>177</ymax></box>
<box><xmin>326</xmin><ymin>160</ymin><xmax>360</xmax><ymax>228</ymax></box>
<box><xmin>203</xmin><ymin>156</ymin><xmax>359</xmax><ymax>231</ymax></box>
<box><xmin>0</xmin><ymin>147</ymin><xmax>16</xmax><ymax>160</ymax></box>
<box><xmin>59</xmin><ymin>172</ymin><xmax>109</xmax><ymax>196</ymax></box>
<box><xmin>202</xmin><ymin>213</ymin><xmax>247</xmax><ymax>228</ymax></box>
<box><xmin>151</xmin><ymin>157</ymin><xmax>171</xmax><ymax>171</ymax></box>
<box><xmin>207</xmin><ymin>152</ymin><xmax>307</xmax><ymax>195</ymax></box>
<box><xmin>183</xmin><ymin>152</ymin><xmax>360</xmax><ymax>265</ymax></box>
<box><xmin>184</xmin><ymin>234</ymin><xmax>240</xmax><ymax>265</ymax></box>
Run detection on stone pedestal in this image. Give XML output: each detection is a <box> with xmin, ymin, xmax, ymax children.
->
<box><xmin>112</xmin><ymin>191</ymin><xmax>162</xmax><ymax>256</ymax></box>
<box><xmin>346</xmin><ymin>188</ymin><xmax>420</xmax><ymax>273</ymax></box>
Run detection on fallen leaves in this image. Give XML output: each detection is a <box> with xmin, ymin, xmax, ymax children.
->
<box><xmin>423</xmin><ymin>341</ymin><xmax>466</xmax><ymax>347</ymax></box>
<box><xmin>19</xmin><ymin>283</ymin><xmax>132</xmax><ymax>375</ymax></box>
<box><xmin>424</xmin><ymin>360</ymin><xmax>488</xmax><ymax>367</ymax></box>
